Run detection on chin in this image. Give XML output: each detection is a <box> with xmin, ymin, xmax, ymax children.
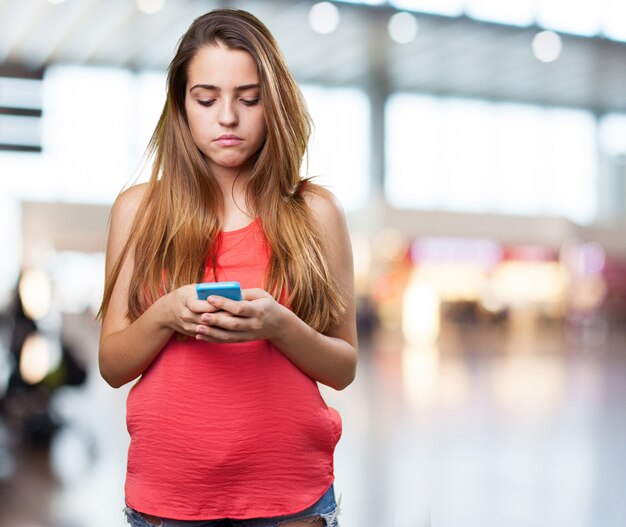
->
<box><xmin>229</xmin><ymin>153</ymin><xmax>257</xmax><ymax>166</ymax></box>
<box><xmin>209</xmin><ymin>158</ymin><xmax>247</xmax><ymax>172</ymax></box>
<box><xmin>220</xmin><ymin>160</ymin><xmax>246</xmax><ymax>169</ymax></box>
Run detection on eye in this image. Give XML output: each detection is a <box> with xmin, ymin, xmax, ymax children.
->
<box><xmin>198</xmin><ymin>100</ymin><xmax>215</xmax><ymax>107</ymax></box>
<box><xmin>241</xmin><ymin>98</ymin><xmax>260</xmax><ymax>106</ymax></box>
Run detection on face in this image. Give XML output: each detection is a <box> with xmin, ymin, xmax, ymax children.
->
<box><xmin>184</xmin><ymin>44</ymin><xmax>267</xmax><ymax>178</ymax></box>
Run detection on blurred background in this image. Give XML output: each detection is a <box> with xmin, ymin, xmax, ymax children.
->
<box><xmin>1</xmin><ymin>0</ymin><xmax>626</xmax><ymax>526</ymax></box>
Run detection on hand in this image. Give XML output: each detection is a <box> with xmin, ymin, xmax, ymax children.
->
<box><xmin>195</xmin><ymin>288</ymin><xmax>283</xmax><ymax>343</ymax></box>
<box><xmin>163</xmin><ymin>284</ymin><xmax>221</xmax><ymax>337</ymax></box>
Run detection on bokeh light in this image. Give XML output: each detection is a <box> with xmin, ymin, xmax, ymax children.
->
<box><xmin>388</xmin><ymin>12</ymin><xmax>419</xmax><ymax>44</ymax></box>
<box><xmin>532</xmin><ymin>30</ymin><xmax>563</xmax><ymax>63</ymax></box>
<box><xmin>136</xmin><ymin>0</ymin><xmax>166</xmax><ymax>15</ymax></box>
<box><xmin>18</xmin><ymin>268</ymin><xmax>52</xmax><ymax>320</ymax></box>
<box><xmin>309</xmin><ymin>2</ymin><xmax>340</xmax><ymax>34</ymax></box>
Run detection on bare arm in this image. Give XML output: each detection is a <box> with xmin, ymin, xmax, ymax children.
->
<box><xmin>196</xmin><ymin>190</ymin><xmax>358</xmax><ymax>390</ymax></box>
<box><xmin>98</xmin><ymin>185</ymin><xmax>217</xmax><ymax>388</ymax></box>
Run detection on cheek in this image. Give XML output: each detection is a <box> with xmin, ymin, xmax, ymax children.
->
<box><xmin>184</xmin><ymin>98</ymin><xmax>204</xmax><ymax>130</ymax></box>
<box><xmin>186</xmin><ymin>110</ymin><xmax>208</xmax><ymax>147</ymax></box>
<box><xmin>254</xmin><ymin>119</ymin><xmax>267</xmax><ymax>145</ymax></box>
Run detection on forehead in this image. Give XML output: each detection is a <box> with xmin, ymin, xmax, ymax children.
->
<box><xmin>186</xmin><ymin>44</ymin><xmax>259</xmax><ymax>87</ymax></box>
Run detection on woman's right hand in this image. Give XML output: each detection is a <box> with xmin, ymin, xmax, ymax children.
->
<box><xmin>99</xmin><ymin>282</ymin><xmax>220</xmax><ymax>388</ymax></box>
<box><xmin>163</xmin><ymin>284</ymin><xmax>221</xmax><ymax>336</ymax></box>
<box><xmin>99</xmin><ymin>184</ymin><xmax>224</xmax><ymax>388</ymax></box>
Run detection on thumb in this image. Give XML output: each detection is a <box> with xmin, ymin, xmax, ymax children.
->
<box><xmin>242</xmin><ymin>288</ymin><xmax>270</xmax><ymax>301</ymax></box>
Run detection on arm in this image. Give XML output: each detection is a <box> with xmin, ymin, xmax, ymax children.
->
<box><xmin>98</xmin><ymin>185</ymin><xmax>217</xmax><ymax>388</ymax></box>
<box><xmin>196</xmin><ymin>190</ymin><xmax>358</xmax><ymax>391</ymax></box>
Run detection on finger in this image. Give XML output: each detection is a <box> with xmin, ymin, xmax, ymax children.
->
<box><xmin>186</xmin><ymin>310</ymin><xmax>211</xmax><ymax>327</ymax></box>
<box><xmin>195</xmin><ymin>325</ymin><xmax>248</xmax><ymax>343</ymax></box>
<box><xmin>180</xmin><ymin>322</ymin><xmax>210</xmax><ymax>337</ymax></box>
<box><xmin>177</xmin><ymin>325</ymin><xmax>205</xmax><ymax>338</ymax></box>
<box><xmin>206</xmin><ymin>295</ymin><xmax>248</xmax><ymax>316</ymax></box>
<box><xmin>241</xmin><ymin>288</ymin><xmax>270</xmax><ymax>301</ymax></box>
<box><xmin>188</xmin><ymin>299</ymin><xmax>221</xmax><ymax>314</ymax></box>
<box><xmin>200</xmin><ymin>312</ymin><xmax>249</xmax><ymax>332</ymax></box>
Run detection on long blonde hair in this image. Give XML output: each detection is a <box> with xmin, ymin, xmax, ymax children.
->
<box><xmin>99</xmin><ymin>9</ymin><xmax>345</xmax><ymax>333</ymax></box>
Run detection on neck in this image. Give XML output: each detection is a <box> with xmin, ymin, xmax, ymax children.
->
<box><xmin>221</xmin><ymin>191</ymin><xmax>255</xmax><ymax>231</ymax></box>
<box><xmin>210</xmin><ymin>169</ymin><xmax>253</xmax><ymax>221</ymax></box>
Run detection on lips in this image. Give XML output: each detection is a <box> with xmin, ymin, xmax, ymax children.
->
<box><xmin>214</xmin><ymin>134</ymin><xmax>243</xmax><ymax>146</ymax></box>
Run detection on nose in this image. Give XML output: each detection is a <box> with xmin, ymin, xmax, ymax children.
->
<box><xmin>218</xmin><ymin>100</ymin><xmax>238</xmax><ymax>127</ymax></box>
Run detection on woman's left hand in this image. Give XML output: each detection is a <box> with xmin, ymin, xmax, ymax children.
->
<box><xmin>195</xmin><ymin>288</ymin><xmax>283</xmax><ymax>343</ymax></box>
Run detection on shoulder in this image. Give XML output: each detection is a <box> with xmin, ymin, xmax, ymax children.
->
<box><xmin>111</xmin><ymin>182</ymin><xmax>149</xmax><ymax>219</ymax></box>
<box><xmin>107</xmin><ymin>183</ymin><xmax>151</xmax><ymax>245</ymax></box>
<box><xmin>301</xmin><ymin>184</ymin><xmax>346</xmax><ymax>229</ymax></box>
<box><xmin>113</xmin><ymin>183</ymin><xmax>148</xmax><ymax>210</ymax></box>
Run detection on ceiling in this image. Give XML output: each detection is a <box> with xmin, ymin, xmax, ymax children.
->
<box><xmin>1</xmin><ymin>0</ymin><xmax>626</xmax><ymax>115</ymax></box>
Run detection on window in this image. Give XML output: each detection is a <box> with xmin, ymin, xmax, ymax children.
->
<box><xmin>301</xmin><ymin>85</ymin><xmax>370</xmax><ymax>212</ymax></box>
<box><xmin>386</xmin><ymin>93</ymin><xmax>597</xmax><ymax>223</ymax></box>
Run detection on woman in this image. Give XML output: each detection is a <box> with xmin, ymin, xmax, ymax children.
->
<box><xmin>98</xmin><ymin>8</ymin><xmax>357</xmax><ymax>527</ymax></box>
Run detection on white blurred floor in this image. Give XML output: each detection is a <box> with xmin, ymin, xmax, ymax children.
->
<box><xmin>1</xmin><ymin>313</ymin><xmax>626</xmax><ymax>527</ymax></box>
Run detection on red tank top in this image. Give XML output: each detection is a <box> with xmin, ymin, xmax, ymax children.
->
<box><xmin>124</xmin><ymin>218</ymin><xmax>342</xmax><ymax>520</ymax></box>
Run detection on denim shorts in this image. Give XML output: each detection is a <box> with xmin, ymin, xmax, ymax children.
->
<box><xmin>123</xmin><ymin>484</ymin><xmax>340</xmax><ymax>527</ymax></box>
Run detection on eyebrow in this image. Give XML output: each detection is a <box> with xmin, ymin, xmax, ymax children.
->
<box><xmin>189</xmin><ymin>83</ymin><xmax>260</xmax><ymax>92</ymax></box>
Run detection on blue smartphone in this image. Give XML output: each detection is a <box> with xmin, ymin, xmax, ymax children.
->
<box><xmin>196</xmin><ymin>281</ymin><xmax>242</xmax><ymax>301</ymax></box>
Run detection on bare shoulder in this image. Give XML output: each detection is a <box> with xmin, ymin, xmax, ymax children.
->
<box><xmin>106</xmin><ymin>182</ymin><xmax>151</xmax><ymax>258</ymax></box>
<box><xmin>111</xmin><ymin>182</ymin><xmax>149</xmax><ymax>221</ymax></box>
<box><xmin>302</xmin><ymin>184</ymin><xmax>347</xmax><ymax>230</ymax></box>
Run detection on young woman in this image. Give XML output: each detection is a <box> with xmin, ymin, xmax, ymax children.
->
<box><xmin>98</xmin><ymin>8</ymin><xmax>357</xmax><ymax>527</ymax></box>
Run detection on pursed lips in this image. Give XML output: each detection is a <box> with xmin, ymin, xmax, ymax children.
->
<box><xmin>214</xmin><ymin>134</ymin><xmax>243</xmax><ymax>146</ymax></box>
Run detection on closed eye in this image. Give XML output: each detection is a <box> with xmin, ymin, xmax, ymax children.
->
<box><xmin>198</xmin><ymin>100</ymin><xmax>215</xmax><ymax>107</ymax></box>
<box><xmin>242</xmin><ymin>98</ymin><xmax>260</xmax><ymax>106</ymax></box>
